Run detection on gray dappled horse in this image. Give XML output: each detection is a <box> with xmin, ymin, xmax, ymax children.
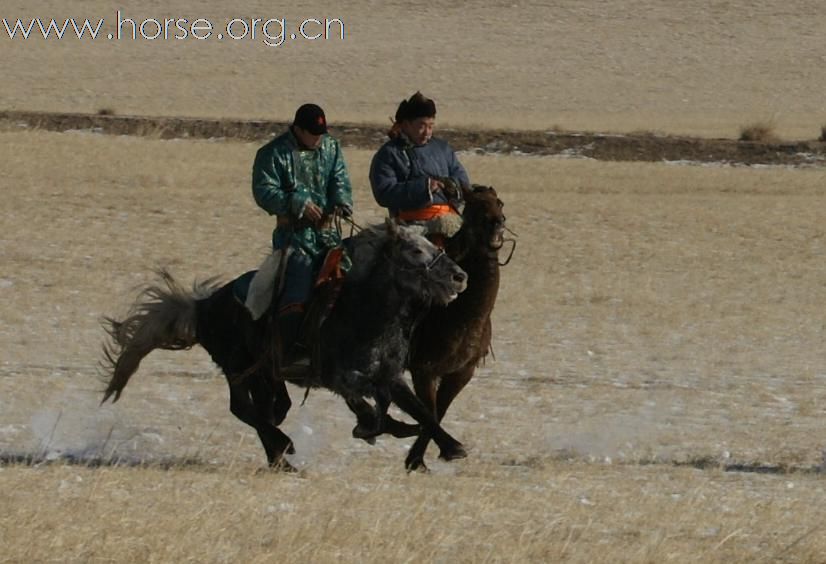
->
<box><xmin>101</xmin><ymin>221</ymin><xmax>468</xmax><ymax>471</ymax></box>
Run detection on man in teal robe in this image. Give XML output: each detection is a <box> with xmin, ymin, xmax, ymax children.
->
<box><xmin>252</xmin><ymin>103</ymin><xmax>353</xmax><ymax>356</ymax></box>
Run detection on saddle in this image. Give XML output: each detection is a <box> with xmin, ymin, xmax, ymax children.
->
<box><xmin>300</xmin><ymin>246</ymin><xmax>348</xmax><ymax>346</ymax></box>
<box><xmin>237</xmin><ymin>246</ymin><xmax>347</xmax><ymax>326</ymax></box>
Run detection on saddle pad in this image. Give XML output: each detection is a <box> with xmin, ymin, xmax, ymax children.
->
<box><xmin>231</xmin><ymin>270</ymin><xmax>258</xmax><ymax>304</ymax></box>
<box><xmin>244</xmin><ymin>248</ymin><xmax>290</xmax><ymax>320</ymax></box>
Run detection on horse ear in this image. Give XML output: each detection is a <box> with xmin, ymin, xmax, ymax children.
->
<box><xmin>461</xmin><ymin>183</ymin><xmax>473</xmax><ymax>200</ymax></box>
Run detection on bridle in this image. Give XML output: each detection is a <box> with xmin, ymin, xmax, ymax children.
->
<box><xmin>388</xmin><ymin>243</ymin><xmax>448</xmax><ymax>275</ymax></box>
<box><xmin>422</xmin><ymin>248</ymin><xmax>448</xmax><ymax>272</ymax></box>
<box><xmin>465</xmin><ymin>186</ymin><xmax>517</xmax><ymax>267</ymax></box>
<box><xmin>498</xmin><ymin>224</ymin><xmax>517</xmax><ymax>266</ymax></box>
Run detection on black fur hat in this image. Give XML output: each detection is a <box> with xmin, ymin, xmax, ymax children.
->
<box><xmin>394</xmin><ymin>92</ymin><xmax>437</xmax><ymax>122</ymax></box>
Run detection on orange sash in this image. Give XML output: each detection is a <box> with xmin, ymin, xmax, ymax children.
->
<box><xmin>397</xmin><ymin>204</ymin><xmax>457</xmax><ymax>222</ymax></box>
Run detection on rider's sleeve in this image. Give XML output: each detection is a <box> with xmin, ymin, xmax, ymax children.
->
<box><xmin>328</xmin><ymin>139</ymin><xmax>354</xmax><ymax>212</ymax></box>
<box><xmin>252</xmin><ymin>145</ymin><xmax>294</xmax><ymax>216</ymax></box>
<box><xmin>369</xmin><ymin>146</ymin><xmax>432</xmax><ymax>211</ymax></box>
<box><xmin>447</xmin><ymin>144</ymin><xmax>470</xmax><ymax>188</ymax></box>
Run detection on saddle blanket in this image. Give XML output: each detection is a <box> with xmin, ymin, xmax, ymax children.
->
<box><xmin>241</xmin><ymin>248</ymin><xmax>290</xmax><ymax>320</ymax></box>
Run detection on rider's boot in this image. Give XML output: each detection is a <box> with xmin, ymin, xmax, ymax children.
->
<box><xmin>277</xmin><ymin>308</ymin><xmax>307</xmax><ymax>365</ymax></box>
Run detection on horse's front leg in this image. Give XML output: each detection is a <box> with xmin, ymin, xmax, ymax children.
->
<box><xmin>388</xmin><ymin>379</ymin><xmax>466</xmax><ymax>471</ymax></box>
<box><xmin>345</xmin><ymin>395</ymin><xmax>420</xmax><ymax>442</ymax></box>
<box><xmin>346</xmin><ymin>396</ymin><xmax>379</xmax><ymax>444</ymax></box>
<box><xmin>347</xmin><ymin>383</ymin><xmax>391</xmax><ymax>440</ymax></box>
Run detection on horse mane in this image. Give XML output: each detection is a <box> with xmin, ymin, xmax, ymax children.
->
<box><xmin>345</xmin><ymin>221</ymin><xmax>426</xmax><ymax>282</ymax></box>
<box><xmin>345</xmin><ymin>223</ymin><xmax>388</xmax><ymax>281</ymax></box>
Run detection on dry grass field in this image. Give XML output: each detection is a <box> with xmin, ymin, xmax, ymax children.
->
<box><xmin>2</xmin><ymin>129</ymin><xmax>826</xmax><ymax>561</ymax></box>
<box><xmin>4</xmin><ymin>1</ymin><xmax>826</xmax><ymax>561</ymax></box>
<box><xmin>3</xmin><ymin>0</ymin><xmax>826</xmax><ymax>138</ymax></box>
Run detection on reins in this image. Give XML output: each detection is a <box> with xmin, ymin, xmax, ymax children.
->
<box><xmin>333</xmin><ymin>209</ymin><xmax>364</xmax><ymax>237</ymax></box>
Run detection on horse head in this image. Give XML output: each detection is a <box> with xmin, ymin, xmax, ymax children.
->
<box><xmin>449</xmin><ymin>184</ymin><xmax>507</xmax><ymax>261</ymax></box>
<box><xmin>386</xmin><ymin>219</ymin><xmax>468</xmax><ymax>306</ymax></box>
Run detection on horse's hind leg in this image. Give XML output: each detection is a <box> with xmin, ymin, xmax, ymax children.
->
<box><xmin>270</xmin><ymin>376</ymin><xmax>292</xmax><ymax>426</ymax></box>
<box><xmin>388</xmin><ymin>379</ymin><xmax>466</xmax><ymax>471</ymax></box>
<box><xmin>229</xmin><ymin>382</ymin><xmax>295</xmax><ymax>470</ymax></box>
<box><xmin>249</xmin><ymin>376</ymin><xmax>296</xmax><ymax>463</ymax></box>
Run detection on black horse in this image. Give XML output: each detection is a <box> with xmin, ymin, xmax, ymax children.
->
<box><xmin>101</xmin><ymin>221</ymin><xmax>468</xmax><ymax>470</ymax></box>
<box><xmin>355</xmin><ymin>185</ymin><xmax>508</xmax><ymax>471</ymax></box>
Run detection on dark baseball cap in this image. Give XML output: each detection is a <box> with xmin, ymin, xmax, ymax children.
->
<box><xmin>293</xmin><ymin>103</ymin><xmax>328</xmax><ymax>135</ymax></box>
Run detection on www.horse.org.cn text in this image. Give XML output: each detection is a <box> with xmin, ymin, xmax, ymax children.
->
<box><xmin>2</xmin><ymin>11</ymin><xmax>346</xmax><ymax>47</ymax></box>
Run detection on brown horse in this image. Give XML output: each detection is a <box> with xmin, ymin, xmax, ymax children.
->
<box><xmin>404</xmin><ymin>185</ymin><xmax>508</xmax><ymax>470</ymax></box>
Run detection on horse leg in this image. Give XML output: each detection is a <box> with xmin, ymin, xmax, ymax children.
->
<box><xmin>346</xmin><ymin>397</ymin><xmax>379</xmax><ymax>444</ymax></box>
<box><xmin>412</xmin><ymin>370</ymin><xmax>438</xmax><ymax>414</ymax></box>
<box><xmin>435</xmin><ymin>364</ymin><xmax>475</xmax><ymax>422</ymax></box>
<box><xmin>410</xmin><ymin>365</ymin><xmax>474</xmax><ymax>469</ymax></box>
<box><xmin>270</xmin><ymin>375</ymin><xmax>292</xmax><ymax>426</ymax></box>
<box><xmin>229</xmin><ymin>381</ymin><xmax>295</xmax><ymax>471</ymax></box>
<box><xmin>411</xmin><ymin>367</ymin><xmax>474</xmax><ymax>464</ymax></box>
<box><xmin>249</xmin><ymin>376</ymin><xmax>296</xmax><ymax>464</ymax></box>
<box><xmin>384</xmin><ymin>416</ymin><xmax>421</xmax><ymax>439</ymax></box>
<box><xmin>388</xmin><ymin>379</ymin><xmax>466</xmax><ymax>471</ymax></box>
<box><xmin>400</xmin><ymin>369</ymin><xmax>435</xmax><ymax>438</ymax></box>
<box><xmin>346</xmin><ymin>396</ymin><xmax>420</xmax><ymax>442</ymax></box>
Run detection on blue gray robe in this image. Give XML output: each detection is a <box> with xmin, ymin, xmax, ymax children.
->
<box><xmin>369</xmin><ymin>136</ymin><xmax>469</xmax><ymax>217</ymax></box>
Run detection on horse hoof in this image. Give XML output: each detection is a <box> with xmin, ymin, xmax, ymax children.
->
<box><xmin>439</xmin><ymin>443</ymin><xmax>467</xmax><ymax>462</ymax></box>
<box><xmin>405</xmin><ymin>457</ymin><xmax>428</xmax><ymax>473</ymax></box>
<box><xmin>268</xmin><ymin>456</ymin><xmax>297</xmax><ymax>472</ymax></box>
<box><xmin>352</xmin><ymin>424</ymin><xmax>379</xmax><ymax>444</ymax></box>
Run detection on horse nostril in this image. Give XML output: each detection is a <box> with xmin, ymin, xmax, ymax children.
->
<box><xmin>454</xmin><ymin>272</ymin><xmax>467</xmax><ymax>284</ymax></box>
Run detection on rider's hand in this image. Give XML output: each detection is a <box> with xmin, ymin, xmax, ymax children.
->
<box><xmin>442</xmin><ymin>178</ymin><xmax>461</xmax><ymax>200</ymax></box>
<box><xmin>303</xmin><ymin>201</ymin><xmax>324</xmax><ymax>224</ymax></box>
<box><xmin>428</xmin><ymin>177</ymin><xmax>445</xmax><ymax>194</ymax></box>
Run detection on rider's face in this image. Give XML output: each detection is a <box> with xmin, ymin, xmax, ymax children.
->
<box><xmin>293</xmin><ymin>126</ymin><xmax>323</xmax><ymax>149</ymax></box>
<box><xmin>401</xmin><ymin>117</ymin><xmax>434</xmax><ymax>146</ymax></box>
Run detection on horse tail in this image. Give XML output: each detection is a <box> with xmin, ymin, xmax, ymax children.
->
<box><xmin>100</xmin><ymin>269</ymin><xmax>219</xmax><ymax>404</ymax></box>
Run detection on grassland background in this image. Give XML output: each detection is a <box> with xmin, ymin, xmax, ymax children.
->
<box><xmin>4</xmin><ymin>1</ymin><xmax>826</xmax><ymax>562</ymax></box>
<box><xmin>3</xmin><ymin>0</ymin><xmax>826</xmax><ymax>138</ymax></box>
<box><xmin>2</xmin><ymin>130</ymin><xmax>826</xmax><ymax>561</ymax></box>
